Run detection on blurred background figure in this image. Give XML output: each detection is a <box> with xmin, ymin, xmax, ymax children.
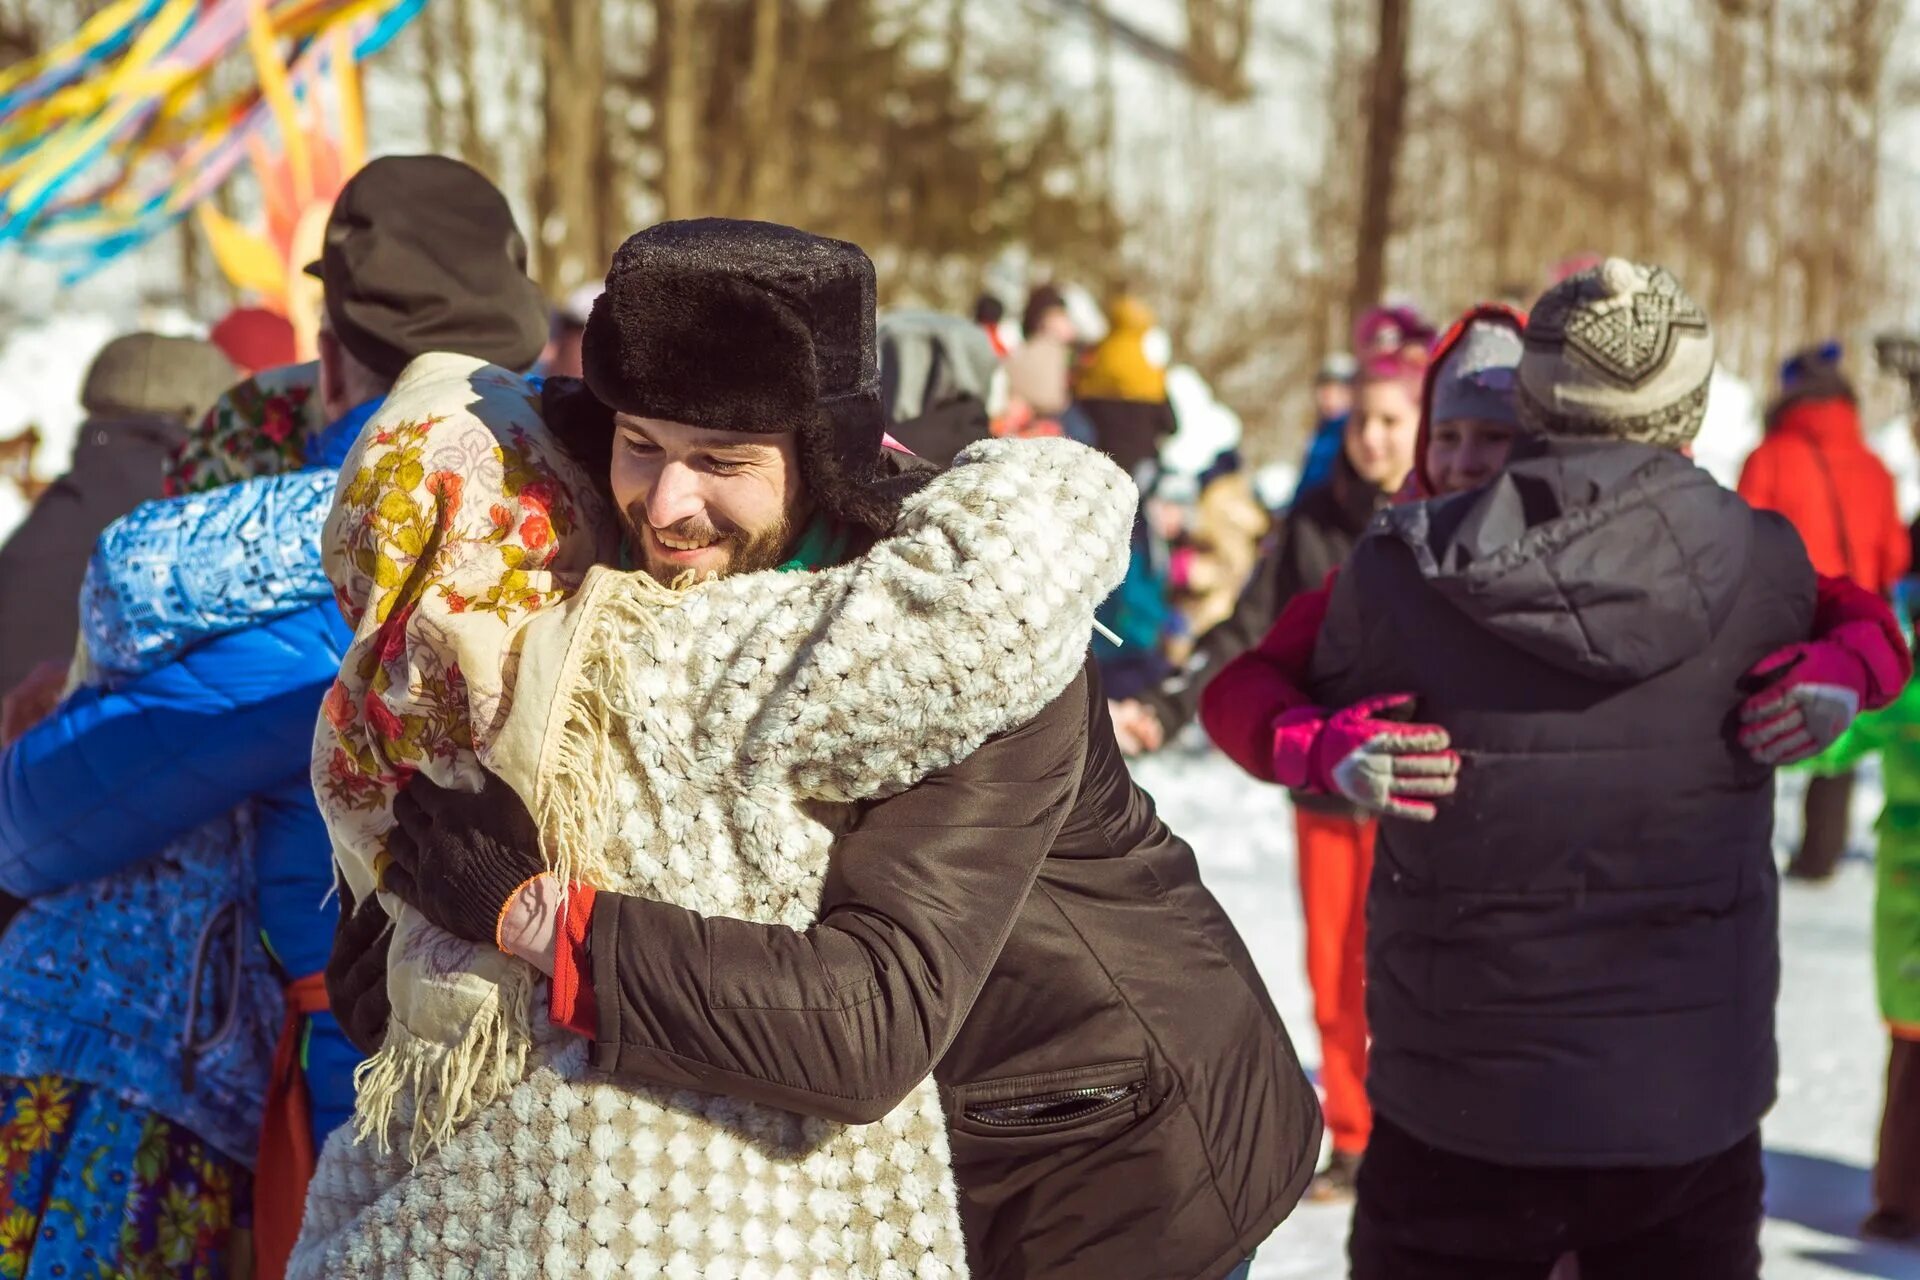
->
<box><xmin>208</xmin><ymin>307</ymin><xmax>299</xmax><ymax>377</ymax></box>
<box><xmin>878</xmin><ymin>309</ymin><xmax>1002</xmax><ymax>465</ymax></box>
<box><xmin>1076</xmin><ymin>293</ymin><xmax>1176</xmax><ymax>480</ymax></box>
<box><xmin>1003</xmin><ymin>284</ymin><xmax>1079</xmax><ymax>429</ymax></box>
<box><xmin>540</xmin><ymin>282</ymin><xmax>604</xmax><ymax>379</ymax></box>
<box><xmin>1740</xmin><ymin>343</ymin><xmax>1909</xmax><ymax>881</ymax></box>
<box><xmin>0</xmin><ymin>333</ymin><xmax>236</xmax><ymax>698</ymax></box>
<box><xmin>1166</xmin><ymin>448</ymin><xmax>1270</xmax><ymax>653</ymax></box>
<box><xmin>1073</xmin><ymin>293</ymin><xmax>1179</xmax><ymax>709</ymax></box>
<box><xmin>1292</xmin><ymin>352</ymin><xmax>1358</xmax><ymax>503</ymax></box>
<box><xmin>972</xmin><ymin>292</ymin><xmax>1013</xmax><ymax>357</ymax></box>
<box><xmin>1803</xmin><ymin>587</ymin><xmax>1920</xmax><ymax>1242</ymax></box>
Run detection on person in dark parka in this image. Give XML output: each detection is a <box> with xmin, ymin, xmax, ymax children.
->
<box><xmin>0</xmin><ymin>333</ymin><xmax>236</xmax><ymax>696</ymax></box>
<box><xmin>1310</xmin><ymin>260</ymin><xmax>1817</xmax><ymax>1280</ymax></box>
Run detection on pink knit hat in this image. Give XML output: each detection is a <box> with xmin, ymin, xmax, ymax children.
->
<box><xmin>1353</xmin><ymin>304</ymin><xmax>1436</xmax><ymax>387</ymax></box>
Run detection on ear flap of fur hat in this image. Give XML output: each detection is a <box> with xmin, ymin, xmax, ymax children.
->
<box><xmin>804</xmin><ymin>395</ymin><xmax>935</xmax><ymax>530</ymax></box>
<box><xmin>583</xmin><ymin>218</ymin><xmax>920</xmax><ymax>532</ymax></box>
<box><xmin>540</xmin><ymin>375</ymin><xmax>615</xmax><ymax>491</ymax></box>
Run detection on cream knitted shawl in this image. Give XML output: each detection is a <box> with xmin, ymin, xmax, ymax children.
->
<box><xmin>297</xmin><ymin>354</ymin><xmax>1133</xmax><ymax>1278</ymax></box>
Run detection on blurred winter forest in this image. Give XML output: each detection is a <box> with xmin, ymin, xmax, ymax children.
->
<box><xmin>4</xmin><ymin>0</ymin><xmax>1919</xmax><ymax>456</ymax></box>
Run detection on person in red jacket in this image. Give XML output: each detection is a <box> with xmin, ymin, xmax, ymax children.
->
<box><xmin>1740</xmin><ymin>343</ymin><xmax>1911</xmax><ymax>881</ymax></box>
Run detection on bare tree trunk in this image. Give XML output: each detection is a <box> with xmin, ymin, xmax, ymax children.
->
<box><xmin>530</xmin><ymin>0</ymin><xmax>607</xmax><ymax>287</ymax></box>
<box><xmin>1185</xmin><ymin>0</ymin><xmax>1252</xmax><ymax>97</ymax></box>
<box><xmin>1349</xmin><ymin>0</ymin><xmax>1411</xmax><ymax>324</ymax></box>
<box><xmin>449</xmin><ymin>0</ymin><xmax>497</xmax><ymax>178</ymax></box>
<box><xmin>1764</xmin><ymin>0</ymin><xmax>1787</xmax><ymax>366</ymax></box>
<box><xmin>739</xmin><ymin>0</ymin><xmax>785</xmax><ymax>219</ymax></box>
<box><xmin>658</xmin><ymin>0</ymin><xmax>702</xmax><ymax>222</ymax></box>
<box><xmin>945</xmin><ymin>0</ymin><xmax>969</xmax><ymax>69</ymax></box>
<box><xmin>178</xmin><ymin>218</ymin><xmax>208</xmax><ymax>318</ymax></box>
<box><xmin>1491</xmin><ymin>0</ymin><xmax>1527</xmax><ymax>287</ymax></box>
<box><xmin>419</xmin><ymin>1</ymin><xmax>452</xmax><ymax>154</ymax></box>
<box><xmin>1092</xmin><ymin>0</ymin><xmax>1122</xmax><ymax>266</ymax></box>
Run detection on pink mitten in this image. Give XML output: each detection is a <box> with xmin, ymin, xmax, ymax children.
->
<box><xmin>1739</xmin><ymin>636</ymin><xmax>1875</xmax><ymax>766</ymax></box>
<box><xmin>1272</xmin><ymin>694</ymin><xmax>1460</xmax><ymax>822</ymax></box>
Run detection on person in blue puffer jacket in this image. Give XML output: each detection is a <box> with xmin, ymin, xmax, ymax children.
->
<box><xmin>0</xmin><ymin>154</ymin><xmax>551</xmax><ymax>1280</ymax></box>
<box><xmin>0</xmin><ymin>437</ymin><xmax>353</xmax><ymax>1280</ymax></box>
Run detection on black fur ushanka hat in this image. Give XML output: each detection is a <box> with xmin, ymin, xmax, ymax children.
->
<box><xmin>583</xmin><ymin>219</ymin><xmax>919</xmax><ymax>532</ymax></box>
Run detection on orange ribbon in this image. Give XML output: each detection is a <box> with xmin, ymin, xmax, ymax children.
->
<box><xmin>253</xmin><ymin>972</ymin><xmax>329</xmax><ymax>1280</ymax></box>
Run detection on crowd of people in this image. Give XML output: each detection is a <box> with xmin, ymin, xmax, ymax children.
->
<box><xmin>0</xmin><ymin>149</ymin><xmax>1912</xmax><ymax>1280</ymax></box>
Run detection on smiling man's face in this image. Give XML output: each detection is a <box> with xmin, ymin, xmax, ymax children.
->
<box><xmin>608</xmin><ymin>413</ymin><xmax>809</xmax><ymax>582</ymax></box>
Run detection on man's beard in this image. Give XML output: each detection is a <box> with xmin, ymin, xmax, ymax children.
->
<box><xmin>622</xmin><ymin>508</ymin><xmax>795</xmax><ymax>583</ymax></box>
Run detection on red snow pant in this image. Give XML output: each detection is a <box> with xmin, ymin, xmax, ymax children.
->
<box><xmin>1296</xmin><ymin>806</ymin><xmax>1375</xmax><ymax>1155</ymax></box>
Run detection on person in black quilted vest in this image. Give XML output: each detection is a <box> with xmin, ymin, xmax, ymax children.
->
<box><xmin>1308</xmin><ymin>260</ymin><xmax>1818</xmax><ymax>1280</ymax></box>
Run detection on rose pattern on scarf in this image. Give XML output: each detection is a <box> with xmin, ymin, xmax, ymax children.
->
<box><xmin>321</xmin><ymin>405</ymin><xmax>594</xmax><ymax>818</ymax></box>
<box><xmin>164</xmin><ymin>363</ymin><xmax>325</xmax><ymax>497</ymax></box>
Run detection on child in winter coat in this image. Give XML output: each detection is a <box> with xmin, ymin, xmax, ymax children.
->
<box><xmin>1742</xmin><ymin>343</ymin><xmax>1910</xmax><ymax>882</ymax></box>
<box><xmin>1273</xmin><ymin>311</ymin><xmax>1430</xmax><ymax>1198</ymax></box>
<box><xmin>1143</xmin><ymin>307</ymin><xmax>1430</xmax><ymax>1195</ymax></box>
<box><xmin>1208</xmin><ymin>263</ymin><xmax>1905</xmax><ymax>1278</ymax></box>
<box><xmin>1199</xmin><ymin>298</ymin><xmax>1913</xmax><ymax>1238</ymax></box>
<box><xmin>1205</xmin><ymin>312</ymin><xmax>1911</xmax><ymax>798</ymax></box>
<box><xmin>1806</xmin><ymin>593</ymin><xmax>1920</xmax><ymax>1240</ymax></box>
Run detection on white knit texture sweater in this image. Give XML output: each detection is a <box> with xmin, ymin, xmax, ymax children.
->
<box><xmin>294</xmin><ymin>436</ymin><xmax>1135</xmax><ymax>1279</ymax></box>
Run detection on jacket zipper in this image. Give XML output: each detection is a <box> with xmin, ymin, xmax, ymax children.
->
<box><xmin>964</xmin><ymin>1080</ymin><xmax>1144</xmax><ymax>1129</ymax></box>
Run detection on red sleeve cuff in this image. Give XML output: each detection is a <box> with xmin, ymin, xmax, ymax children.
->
<box><xmin>1199</xmin><ymin>571</ymin><xmax>1336</xmax><ymax>780</ymax></box>
<box><xmin>549</xmin><ymin>882</ymin><xmax>598</xmax><ymax>1039</ymax></box>
<box><xmin>1812</xmin><ymin>573</ymin><xmax>1913</xmax><ymax>708</ymax></box>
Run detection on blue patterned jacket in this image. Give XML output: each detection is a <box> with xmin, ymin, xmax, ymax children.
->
<box><xmin>0</xmin><ymin>404</ymin><xmax>362</xmax><ymax>1163</ymax></box>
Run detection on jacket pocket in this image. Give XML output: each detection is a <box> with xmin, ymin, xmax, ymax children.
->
<box><xmin>951</xmin><ymin>1058</ymin><xmax>1150</xmax><ymax>1141</ymax></box>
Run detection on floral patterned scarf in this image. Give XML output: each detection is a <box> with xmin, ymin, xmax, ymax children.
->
<box><xmin>314</xmin><ymin>354</ymin><xmax>616</xmax><ymax>1157</ymax></box>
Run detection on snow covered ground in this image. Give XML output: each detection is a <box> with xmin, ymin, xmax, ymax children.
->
<box><xmin>1131</xmin><ymin>741</ymin><xmax>1920</xmax><ymax>1280</ymax></box>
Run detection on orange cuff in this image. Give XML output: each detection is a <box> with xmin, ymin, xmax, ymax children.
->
<box><xmin>493</xmin><ymin>873</ymin><xmax>548</xmax><ymax>954</ymax></box>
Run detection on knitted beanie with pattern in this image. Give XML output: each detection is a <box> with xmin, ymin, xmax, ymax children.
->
<box><xmin>1517</xmin><ymin>257</ymin><xmax>1714</xmax><ymax>449</ymax></box>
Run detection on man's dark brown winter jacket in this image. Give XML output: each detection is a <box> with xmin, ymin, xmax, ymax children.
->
<box><xmin>582</xmin><ymin>665</ymin><xmax>1321</xmax><ymax>1280</ymax></box>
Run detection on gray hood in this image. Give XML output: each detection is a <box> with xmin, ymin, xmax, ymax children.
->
<box><xmin>1379</xmin><ymin>441</ymin><xmax>1753</xmax><ymax>683</ymax></box>
<box><xmin>878</xmin><ymin>310</ymin><xmax>1002</xmax><ymax>423</ymax></box>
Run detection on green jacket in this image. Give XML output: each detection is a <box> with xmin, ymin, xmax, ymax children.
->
<box><xmin>1813</xmin><ymin>675</ymin><xmax>1920</xmax><ymax>1033</ymax></box>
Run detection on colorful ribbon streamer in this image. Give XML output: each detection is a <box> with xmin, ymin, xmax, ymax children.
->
<box><xmin>0</xmin><ymin>0</ymin><xmax>423</xmax><ymax>281</ymax></box>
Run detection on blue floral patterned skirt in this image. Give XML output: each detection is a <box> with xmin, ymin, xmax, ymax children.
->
<box><xmin>0</xmin><ymin>1074</ymin><xmax>248</xmax><ymax>1279</ymax></box>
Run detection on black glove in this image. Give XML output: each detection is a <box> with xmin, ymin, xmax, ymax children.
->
<box><xmin>326</xmin><ymin>874</ymin><xmax>394</xmax><ymax>1056</ymax></box>
<box><xmin>384</xmin><ymin>768</ymin><xmax>546</xmax><ymax>947</ymax></box>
